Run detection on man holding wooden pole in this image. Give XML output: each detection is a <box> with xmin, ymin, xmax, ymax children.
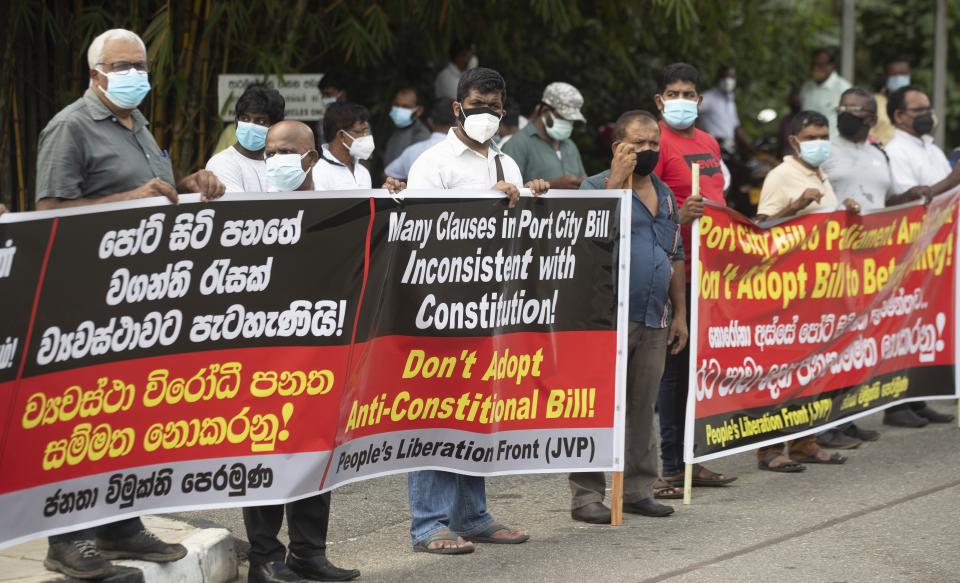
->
<box><xmin>569</xmin><ymin>110</ymin><xmax>687</xmax><ymax>524</ymax></box>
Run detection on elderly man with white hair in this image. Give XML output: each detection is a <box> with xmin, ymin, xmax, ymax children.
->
<box><xmin>35</xmin><ymin>28</ymin><xmax>223</xmax><ymax>579</ymax></box>
<box><xmin>36</xmin><ymin>28</ymin><xmax>224</xmax><ymax>210</ymax></box>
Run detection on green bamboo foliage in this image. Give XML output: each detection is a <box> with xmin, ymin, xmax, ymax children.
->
<box><xmin>1</xmin><ymin>0</ymin><xmax>955</xmax><ymax>211</ymax></box>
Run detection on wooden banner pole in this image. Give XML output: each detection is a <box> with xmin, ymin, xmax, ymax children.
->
<box><xmin>611</xmin><ymin>472</ymin><xmax>624</xmax><ymax>525</ymax></box>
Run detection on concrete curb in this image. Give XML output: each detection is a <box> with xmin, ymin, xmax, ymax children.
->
<box><xmin>0</xmin><ymin>516</ymin><xmax>237</xmax><ymax>583</ymax></box>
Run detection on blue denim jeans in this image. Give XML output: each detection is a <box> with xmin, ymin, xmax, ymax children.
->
<box><xmin>407</xmin><ymin>470</ymin><xmax>496</xmax><ymax>545</ymax></box>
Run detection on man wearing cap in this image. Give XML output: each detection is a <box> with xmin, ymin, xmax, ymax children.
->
<box><xmin>501</xmin><ymin>82</ymin><xmax>587</xmax><ymax>189</ymax></box>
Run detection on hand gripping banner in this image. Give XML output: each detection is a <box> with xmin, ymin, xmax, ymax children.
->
<box><xmin>0</xmin><ymin>191</ymin><xmax>629</xmax><ymax>547</ymax></box>
<box><xmin>685</xmin><ymin>194</ymin><xmax>959</xmax><ymax>464</ymax></box>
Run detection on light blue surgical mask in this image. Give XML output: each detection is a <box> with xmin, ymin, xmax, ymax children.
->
<box><xmin>235</xmin><ymin>121</ymin><xmax>268</xmax><ymax>151</ymax></box>
<box><xmin>97</xmin><ymin>69</ymin><xmax>151</xmax><ymax>109</ymax></box>
<box><xmin>886</xmin><ymin>74</ymin><xmax>911</xmax><ymax>93</ymax></box>
<box><xmin>662</xmin><ymin>98</ymin><xmax>699</xmax><ymax>129</ymax></box>
<box><xmin>266</xmin><ymin>152</ymin><xmax>310</xmax><ymax>191</ymax></box>
<box><xmin>390</xmin><ymin>106</ymin><xmax>415</xmax><ymax>128</ymax></box>
<box><xmin>798</xmin><ymin>139</ymin><xmax>831</xmax><ymax>167</ymax></box>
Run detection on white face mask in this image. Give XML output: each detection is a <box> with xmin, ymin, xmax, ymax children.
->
<box><xmin>719</xmin><ymin>77</ymin><xmax>736</xmax><ymax>93</ymax></box>
<box><xmin>544</xmin><ymin>112</ymin><xmax>574</xmax><ymax>141</ymax></box>
<box><xmin>342</xmin><ymin>131</ymin><xmax>375</xmax><ymax>160</ymax></box>
<box><xmin>458</xmin><ymin>104</ymin><xmax>502</xmax><ymax>144</ymax></box>
<box><xmin>266</xmin><ymin>152</ymin><xmax>310</xmax><ymax>191</ymax></box>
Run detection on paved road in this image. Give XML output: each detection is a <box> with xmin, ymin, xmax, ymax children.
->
<box><xmin>170</xmin><ymin>401</ymin><xmax>960</xmax><ymax>582</ymax></box>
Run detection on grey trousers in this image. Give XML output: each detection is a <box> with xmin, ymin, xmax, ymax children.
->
<box><xmin>569</xmin><ymin>322</ymin><xmax>668</xmax><ymax>508</ymax></box>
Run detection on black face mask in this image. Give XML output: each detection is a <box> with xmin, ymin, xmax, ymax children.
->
<box><xmin>837</xmin><ymin>111</ymin><xmax>867</xmax><ymax>138</ymax></box>
<box><xmin>913</xmin><ymin>112</ymin><xmax>934</xmax><ymax>136</ymax></box>
<box><xmin>634</xmin><ymin>149</ymin><xmax>659</xmax><ymax>176</ymax></box>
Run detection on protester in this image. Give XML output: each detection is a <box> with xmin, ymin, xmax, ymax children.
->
<box><xmin>570</xmin><ymin>110</ymin><xmax>687</xmax><ymax>523</ymax></box>
<box><xmin>871</xmin><ymin>57</ymin><xmax>912</xmax><ymax>145</ymax></box>
<box><xmin>385</xmin><ymin>98</ymin><xmax>453</xmax><ymax>181</ymax></box>
<box><xmin>404</xmin><ymin>67</ymin><xmax>548</xmax><ymax>554</ymax></box>
<box><xmin>818</xmin><ymin>86</ymin><xmax>933</xmax><ymax>448</ymax></box>
<box><xmin>651</xmin><ymin>62</ymin><xmax>736</xmax><ymax>491</ymax></box>
<box><xmin>33</xmin><ymin>28</ymin><xmax>225</xmax><ymax>579</ymax></box>
<box><xmin>434</xmin><ymin>40</ymin><xmax>475</xmax><ymax>100</ymax></box>
<box><xmin>235</xmin><ymin>120</ymin><xmax>360</xmax><ymax>583</ymax></box>
<box><xmin>800</xmin><ymin>48</ymin><xmax>852</xmax><ymax>137</ymax></box>
<box><xmin>501</xmin><ymin>82</ymin><xmax>587</xmax><ymax>188</ymax></box>
<box><xmin>205</xmin><ymin>83</ymin><xmax>284</xmax><ymax>192</ymax></box>
<box><xmin>383</xmin><ymin>86</ymin><xmax>430</xmax><ymax>166</ymax></box>
<box><xmin>881</xmin><ymin>84</ymin><xmax>959</xmax><ymax>428</ymax></box>
<box><xmin>314</xmin><ymin>74</ymin><xmax>348</xmax><ymax>145</ymax></box>
<box><xmin>314</xmin><ymin>101</ymin><xmax>404</xmax><ymax>193</ymax></box>
<box><xmin>496</xmin><ymin>98</ymin><xmax>522</xmax><ymax>146</ymax></box>
<box><xmin>698</xmin><ymin>65</ymin><xmax>749</xmax><ymax>155</ymax></box>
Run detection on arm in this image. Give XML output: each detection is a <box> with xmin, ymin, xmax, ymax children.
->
<box><xmin>755</xmin><ymin>188</ymin><xmax>823</xmax><ymax>222</ymax></box>
<box><xmin>606</xmin><ymin>143</ymin><xmax>636</xmax><ymax>189</ymax></box>
<box><xmin>667</xmin><ymin>260</ymin><xmax>688</xmax><ymax>354</ymax></box>
<box><xmin>36</xmin><ymin>178</ymin><xmax>179</xmax><ymax>210</ymax></box>
<box><xmin>176</xmin><ymin>170</ymin><xmax>226</xmax><ymax>202</ymax></box>
<box><xmin>930</xmin><ymin>163</ymin><xmax>960</xmax><ymax>196</ymax></box>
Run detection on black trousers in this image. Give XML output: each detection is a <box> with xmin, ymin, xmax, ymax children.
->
<box><xmin>49</xmin><ymin>517</ymin><xmax>144</xmax><ymax>544</ymax></box>
<box><xmin>244</xmin><ymin>492</ymin><xmax>330</xmax><ymax>564</ymax></box>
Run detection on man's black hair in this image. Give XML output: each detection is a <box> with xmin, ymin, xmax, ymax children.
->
<box><xmin>235</xmin><ymin>82</ymin><xmax>285</xmax><ymax>125</ymax></box>
<box><xmin>659</xmin><ymin>62</ymin><xmax>700</xmax><ymax>93</ymax></box>
<box><xmin>614</xmin><ymin>110</ymin><xmax>659</xmax><ymax>141</ymax></box>
<box><xmin>426</xmin><ymin>98</ymin><xmax>455</xmax><ymax>128</ymax></box>
<box><xmin>716</xmin><ymin>65</ymin><xmax>734</xmax><ymax>81</ymax></box>
<box><xmin>323</xmin><ymin>102</ymin><xmax>369</xmax><ymax>143</ymax></box>
<box><xmin>318</xmin><ymin>74</ymin><xmax>344</xmax><ymax>92</ymax></box>
<box><xmin>789</xmin><ymin>110</ymin><xmax>829</xmax><ymax>135</ymax></box>
<box><xmin>886</xmin><ymin>84</ymin><xmax>924</xmax><ymax>122</ymax></box>
<box><xmin>456</xmin><ymin>67</ymin><xmax>506</xmax><ymax>103</ymax></box>
<box><xmin>884</xmin><ymin>55</ymin><xmax>911</xmax><ymax>70</ymax></box>
<box><xmin>393</xmin><ymin>86</ymin><xmax>421</xmax><ymax>105</ymax></box>
<box><xmin>840</xmin><ymin>86</ymin><xmax>877</xmax><ymax>112</ymax></box>
<box><xmin>449</xmin><ymin>39</ymin><xmax>473</xmax><ymax>62</ymax></box>
<box><xmin>812</xmin><ymin>47</ymin><xmax>836</xmax><ymax>63</ymax></box>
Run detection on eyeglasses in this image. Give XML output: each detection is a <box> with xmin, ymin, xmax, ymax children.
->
<box><xmin>97</xmin><ymin>61</ymin><xmax>150</xmax><ymax>74</ymax></box>
<box><xmin>901</xmin><ymin>107</ymin><xmax>933</xmax><ymax>115</ymax></box>
<box><xmin>836</xmin><ymin>105</ymin><xmax>876</xmax><ymax>114</ymax></box>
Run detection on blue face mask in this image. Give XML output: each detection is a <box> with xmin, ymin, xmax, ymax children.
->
<box><xmin>97</xmin><ymin>70</ymin><xmax>151</xmax><ymax>109</ymax></box>
<box><xmin>236</xmin><ymin>121</ymin><xmax>269</xmax><ymax>151</ymax></box>
<box><xmin>798</xmin><ymin>139</ymin><xmax>831</xmax><ymax>167</ymax></box>
<box><xmin>886</xmin><ymin>74</ymin><xmax>911</xmax><ymax>93</ymax></box>
<box><xmin>389</xmin><ymin>106</ymin><xmax>415</xmax><ymax>128</ymax></box>
<box><xmin>661</xmin><ymin>98</ymin><xmax>699</xmax><ymax>129</ymax></box>
<box><xmin>266</xmin><ymin>152</ymin><xmax>310</xmax><ymax>191</ymax></box>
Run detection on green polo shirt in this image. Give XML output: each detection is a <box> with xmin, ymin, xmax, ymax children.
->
<box><xmin>501</xmin><ymin>122</ymin><xmax>586</xmax><ymax>182</ymax></box>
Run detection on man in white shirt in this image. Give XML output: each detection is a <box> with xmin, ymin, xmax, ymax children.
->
<box><xmin>800</xmin><ymin>48</ymin><xmax>852</xmax><ymax>137</ymax></box>
<box><xmin>205</xmin><ymin>83</ymin><xmax>284</xmax><ymax>192</ymax></box>
<box><xmin>885</xmin><ymin>85</ymin><xmax>960</xmax><ymax>197</ymax></box>
<box><xmin>406</xmin><ymin>67</ymin><xmax>548</xmax><ymax>555</ymax></box>
<box><xmin>434</xmin><ymin>41</ymin><xmax>475</xmax><ymax>100</ymax></box>
<box><xmin>881</xmin><ymin>84</ymin><xmax>958</xmax><ymax>428</ymax></box>
<box><xmin>385</xmin><ymin>98</ymin><xmax>453</xmax><ymax>181</ymax></box>
<box><xmin>698</xmin><ymin>65</ymin><xmax>747</xmax><ymax>154</ymax></box>
<box><xmin>315</xmin><ymin>102</ymin><xmax>403</xmax><ymax>193</ymax></box>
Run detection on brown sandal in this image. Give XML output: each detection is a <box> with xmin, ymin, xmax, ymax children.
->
<box><xmin>654</xmin><ymin>478</ymin><xmax>683</xmax><ymax>499</ymax></box>
<box><xmin>664</xmin><ymin>463</ymin><xmax>737</xmax><ymax>487</ymax></box>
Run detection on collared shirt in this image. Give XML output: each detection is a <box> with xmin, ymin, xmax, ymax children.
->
<box><xmin>434</xmin><ymin>62</ymin><xmax>462</xmax><ymax>101</ymax></box>
<box><xmin>384</xmin><ymin>119</ymin><xmax>431</xmax><ymax>166</ymax></box>
<box><xmin>885</xmin><ymin>128</ymin><xmax>954</xmax><ymax>194</ymax></box>
<box><xmin>757</xmin><ymin>155</ymin><xmax>839</xmax><ymax>217</ymax></box>
<box><xmin>699</xmin><ymin>88</ymin><xmax>741</xmax><ymax>141</ymax></box>
<box><xmin>581</xmin><ymin>171</ymin><xmax>683</xmax><ymax>328</ymax></box>
<box><xmin>500</xmin><ymin>122</ymin><xmax>586</xmax><ymax>182</ymax></box>
<box><xmin>36</xmin><ymin>89</ymin><xmax>175</xmax><ymax>201</ymax></box>
<box><xmin>312</xmin><ymin>144</ymin><xmax>373</xmax><ymax>191</ymax></box>
<box><xmin>800</xmin><ymin>72</ymin><xmax>852</xmax><ymax>138</ymax></box>
<box><xmin>385</xmin><ymin>132</ymin><xmax>446</xmax><ymax>181</ymax></box>
<box><xmin>205</xmin><ymin>145</ymin><xmax>267</xmax><ymax>193</ymax></box>
<box><xmin>407</xmin><ymin>128</ymin><xmax>523</xmax><ymax>189</ymax></box>
<box><xmin>821</xmin><ymin>136</ymin><xmax>893</xmax><ymax>211</ymax></box>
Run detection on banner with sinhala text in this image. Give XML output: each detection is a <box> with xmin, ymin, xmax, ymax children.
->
<box><xmin>685</xmin><ymin>195</ymin><xmax>959</xmax><ymax>464</ymax></box>
<box><xmin>0</xmin><ymin>191</ymin><xmax>629</xmax><ymax>548</ymax></box>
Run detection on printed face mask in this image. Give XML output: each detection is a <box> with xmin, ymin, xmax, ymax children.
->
<box><xmin>458</xmin><ymin>104</ymin><xmax>502</xmax><ymax>143</ymax></box>
<box><xmin>236</xmin><ymin>121</ymin><xmax>269</xmax><ymax>151</ymax></box>
<box><xmin>266</xmin><ymin>152</ymin><xmax>309</xmax><ymax>191</ymax></box>
<box><xmin>97</xmin><ymin>69</ymin><xmax>151</xmax><ymax>109</ymax></box>
<box><xmin>661</xmin><ymin>98</ymin><xmax>699</xmax><ymax>129</ymax></box>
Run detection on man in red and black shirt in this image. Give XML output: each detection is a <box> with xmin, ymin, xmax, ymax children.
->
<box><xmin>652</xmin><ymin>63</ymin><xmax>737</xmax><ymax>489</ymax></box>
